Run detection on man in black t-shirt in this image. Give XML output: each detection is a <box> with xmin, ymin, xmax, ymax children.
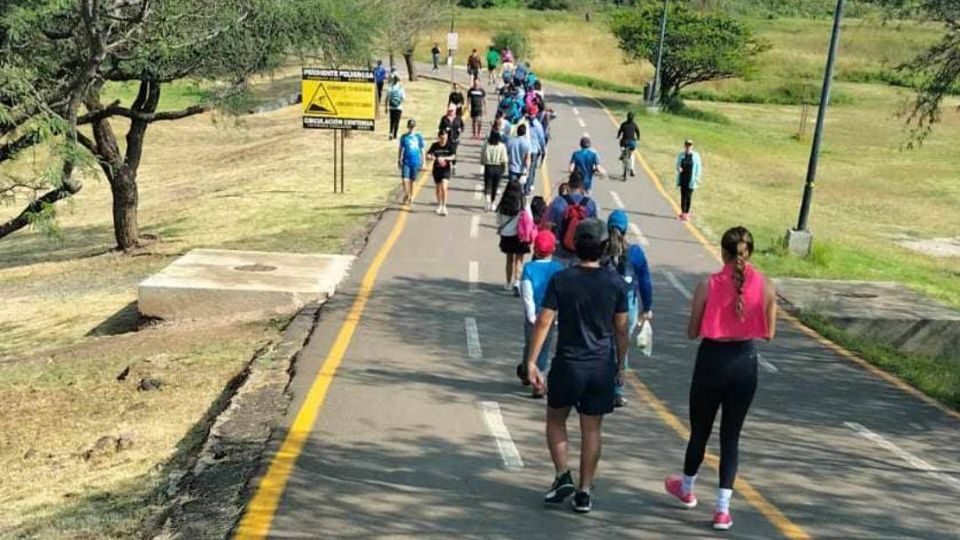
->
<box><xmin>438</xmin><ymin>105</ymin><xmax>464</xmax><ymax>175</ymax></box>
<box><xmin>448</xmin><ymin>84</ymin><xmax>465</xmax><ymax>118</ymax></box>
<box><xmin>526</xmin><ymin>218</ymin><xmax>630</xmax><ymax>514</ymax></box>
<box><xmin>467</xmin><ymin>79</ymin><xmax>486</xmax><ymax>139</ymax></box>
<box><xmin>427</xmin><ymin>131</ymin><xmax>455</xmax><ymax>216</ymax></box>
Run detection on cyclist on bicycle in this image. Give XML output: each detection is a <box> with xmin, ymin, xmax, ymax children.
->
<box><xmin>617</xmin><ymin>112</ymin><xmax>641</xmax><ymax>178</ymax></box>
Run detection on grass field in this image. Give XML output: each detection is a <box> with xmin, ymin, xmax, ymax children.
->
<box><xmin>0</xmin><ymin>75</ymin><xmax>449</xmax><ymax>537</ymax></box>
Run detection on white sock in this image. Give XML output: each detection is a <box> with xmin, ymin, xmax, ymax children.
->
<box><xmin>716</xmin><ymin>488</ymin><xmax>733</xmax><ymax>513</ymax></box>
<box><xmin>682</xmin><ymin>474</ymin><xmax>697</xmax><ymax>495</ymax></box>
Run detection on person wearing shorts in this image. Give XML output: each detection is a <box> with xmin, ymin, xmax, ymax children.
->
<box><xmin>467</xmin><ymin>78</ymin><xmax>486</xmax><ymax>139</ymax></box>
<box><xmin>526</xmin><ymin>218</ymin><xmax>630</xmax><ymax>514</ymax></box>
<box><xmin>427</xmin><ymin>131</ymin><xmax>455</xmax><ymax>216</ymax></box>
<box><xmin>397</xmin><ymin>119</ymin><xmax>424</xmax><ymax>205</ymax></box>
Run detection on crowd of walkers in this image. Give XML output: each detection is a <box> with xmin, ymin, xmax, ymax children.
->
<box><xmin>389</xmin><ymin>44</ymin><xmax>769</xmax><ymax>532</ymax></box>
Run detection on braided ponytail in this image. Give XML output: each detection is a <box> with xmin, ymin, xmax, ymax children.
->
<box><xmin>720</xmin><ymin>227</ymin><xmax>755</xmax><ymax>320</ymax></box>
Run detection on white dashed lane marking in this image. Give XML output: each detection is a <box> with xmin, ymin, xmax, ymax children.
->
<box><xmin>480</xmin><ymin>402</ymin><xmax>524</xmax><ymax>470</ymax></box>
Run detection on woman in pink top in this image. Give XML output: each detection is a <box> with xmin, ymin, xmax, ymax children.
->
<box><xmin>664</xmin><ymin>227</ymin><xmax>778</xmax><ymax>532</ymax></box>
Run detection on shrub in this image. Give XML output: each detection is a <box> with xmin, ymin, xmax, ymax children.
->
<box><xmin>492</xmin><ymin>29</ymin><xmax>533</xmax><ymax>61</ymax></box>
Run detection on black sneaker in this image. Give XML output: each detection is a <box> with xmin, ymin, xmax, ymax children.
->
<box><xmin>572</xmin><ymin>490</ymin><xmax>592</xmax><ymax>513</ymax></box>
<box><xmin>544</xmin><ymin>471</ymin><xmax>575</xmax><ymax>504</ymax></box>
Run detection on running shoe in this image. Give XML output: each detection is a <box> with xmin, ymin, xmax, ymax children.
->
<box><xmin>441</xmin><ymin>206</ymin><xmax>449</xmax><ymax>216</ymax></box>
<box><xmin>614</xmin><ymin>395</ymin><xmax>627</xmax><ymax>408</ymax></box>
<box><xmin>436</xmin><ymin>206</ymin><xmax>443</xmax><ymax>215</ymax></box>
<box><xmin>544</xmin><ymin>471</ymin><xmax>575</xmax><ymax>504</ymax></box>
<box><xmin>713</xmin><ymin>511</ymin><xmax>733</xmax><ymax>531</ymax></box>
<box><xmin>512</xmin><ymin>283</ymin><xmax>521</xmax><ymax>297</ymax></box>
<box><xmin>664</xmin><ymin>475</ymin><xmax>698</xmax><ymax>509</ymax></box>
<box><xmin>571</xmin><ymin>491</ymin><xmax>592</xmax><ymax>513</ymax></box>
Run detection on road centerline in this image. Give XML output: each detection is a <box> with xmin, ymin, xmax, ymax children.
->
<box><xmin>629</xmin><ymin>223</ymin><xmax>650</xmax><ymax>247</ymax></box>
<box><xmin>470</xmin><ymin>215</ymin><xmax>480</xmax><ymax>239</ymax></box>
<box><xmin>468</xmin><ymin>261</ymin><xmax>479</xmax><ymax>292</ymax></box>
<box><xmin>845</xmin><ymin>422</ymin><xmax>960</xmax><ymax>493</ymax></box>
<box><xmin>663</xmin><ymin>270</ymin><xmax>693</xmax><ymax>301</ymax></box>
<box><xmin>480</xmin><ymin>402</ymin><xmax>524</xmax><ymax>470</ymax></box>
<box><xmin>609</xmin><ymin>190</ymin><xmax>625</xmax><ymax>209</ymax></box>
<box><xmin>465</xmin><ymin>317</ymin><xmax>483</xmax><ymax>360</ymax></box>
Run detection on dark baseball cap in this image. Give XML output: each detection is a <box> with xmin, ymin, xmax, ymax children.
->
<box><xmin>574</xmin><ymin>218</ymin><xmax>609</xmax><ymax>247</ymax></box>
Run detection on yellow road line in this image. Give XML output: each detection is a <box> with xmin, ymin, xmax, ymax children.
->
<box><xmin>234</xmin><ymin>174</ymin><xmax>428</xmax><ymax>539</ymax></box>
<box><xmin>541</xmin><ymin>156</ymin><xmax>553</xmax><ymax>200</ymax></box>
<box><xmin>627</xmin><ymin>371</ymin><xmax>812</xmax><ymax>540</ymax></box>
<box><xmin>584</xmin><ymin>89</ymin><xmax>960</xmax><ymax>422</ymax></box>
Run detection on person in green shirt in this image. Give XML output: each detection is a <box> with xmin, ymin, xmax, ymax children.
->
<box><xmin>486</xmin><ymin>45</ymin><xmax>501</xmax><ymax>86</ymax></box>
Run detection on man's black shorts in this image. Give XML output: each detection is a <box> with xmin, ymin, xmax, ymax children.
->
<box><xmin>547</xmin><ymin>361</ymin><xmax>616</xmax><ymax>416</ymax></box>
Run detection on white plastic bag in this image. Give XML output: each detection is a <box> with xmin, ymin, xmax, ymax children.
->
<box><xmin>636</xmin><ymin>320</ymin><xmax>653</xmax><ymax>357</ymax></box>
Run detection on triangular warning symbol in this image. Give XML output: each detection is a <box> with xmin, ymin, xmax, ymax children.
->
<box><xmin>306</xmin><ymin>83</ymin><xmax>338</xmax><ymax>115</ymax></box>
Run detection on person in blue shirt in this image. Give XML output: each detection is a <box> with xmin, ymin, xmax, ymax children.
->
<box><xmin>397</xmin><ymin>119</ymin><xmax>424</xmax><ymax>205</ymax></box>
<box><xmin>506</xmin><ymin>123</ymin><xmax>531</xmax><ymax>183</ymax></box>
<box><xmin>518</xmin><ymin>230</ymin><xmax>565</xmax><ymax>398</ymax></box>
<box><xmin>569</xmin><ymin>137</ymin><xmax>605</xmax><ymax>194</ymax></box>
<box><xmin>523</xmin><ymin>111</ymin><xmax>546</xmax><ymax>196</ymax></box>
<box><xmin>544</xmin><ymin>173</ymin><xmax>600</xmax><ymax>266</ymax></box>
<box><xmin>514</xmin><ymin>62</ymin><xmax>529</xmax><ymax>88</ymax></box>
<box><xmin>373</xmin><ymin>60</ymin><xmax>388</xmax><ymax>106</ymax></box>
<box><xmin>603</xmin><ymin>209</ymin><xmax>653</xmax><ymax>408</ymax></box>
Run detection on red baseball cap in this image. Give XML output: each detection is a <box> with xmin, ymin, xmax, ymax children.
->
<box><xmin>534</xmin><ymin>230</ymin><xmax>556</xmax><ymax>256</ymax></box>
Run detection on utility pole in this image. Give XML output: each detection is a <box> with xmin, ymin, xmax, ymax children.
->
<box><xmin>649</xmin><ymin>0</ymin><xmax>668</xmax><ymax>110</ymax></box>
<box><xmin>786</xmin><ymin>0</ymin><xmax>844</xmax><ymax>256</ymax></box>
<box><xmin>449</xmin><ymin>3</ymin><xmax>456</xmax><ymax>86</ymax></box>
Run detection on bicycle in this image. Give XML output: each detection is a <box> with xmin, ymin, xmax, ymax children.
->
<box><xmin>619</xmin><ymin>140</ymin><xmax>637</xmax><ymax>182</ymax></box>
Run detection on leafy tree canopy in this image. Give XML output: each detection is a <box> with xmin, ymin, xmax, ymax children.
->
<box><xmin>610</xmin><ymin>2</ymin><xmax>769</xmax><ymax>107</ymax></box>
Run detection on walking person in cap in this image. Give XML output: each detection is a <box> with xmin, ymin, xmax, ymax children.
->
<box><xmin>397</xmin><ymin>119</ymin><xmax>425</xmax><ymax>205</ymax></box>
<box><xmin>526</xmin><ymin>218</ymin><xmax>631</xmax><ymax>514</ymax></box>
<box><xmin>676</xmin><ymin>139</ymin><xmax>702</xmax><ymax>221</ymax></box>
<box><xmin>518</xmin><ymin>230</ymin><xmax>565</xmax><ymax>398</ymax></box>
<box><xmin>569</xmin><ymin>137</ymin><xmax>605</xmax><ymax>195</ymax></box>
<box><xmin>664</xmin><ymin>227</ymin><xmax>777</xmax><ymax>531</ymax></box>
<box><xmin>603</xmin><ymin>209</ymin><xmax>653</xmax><ymax>407</ymax></box>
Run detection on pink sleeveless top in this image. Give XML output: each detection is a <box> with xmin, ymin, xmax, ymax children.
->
<box><xmin>699</xmin><ymin>263</ymin><xmax>769</xmax><ymax>341</ymax></box>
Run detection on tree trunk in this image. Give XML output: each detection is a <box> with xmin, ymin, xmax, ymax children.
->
<box><xmin>111</xmin><ymin>168</ymin><xmax>139</xmax><ymax>250</ymax></box>
<box><xmin>403</xmin><ymin>51</ymin><xmax>417</xmax><ymax>82</ymax></box>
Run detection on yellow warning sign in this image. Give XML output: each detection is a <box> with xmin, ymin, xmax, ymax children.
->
<box><xmin>302</xmin><ymin>68</ymin><xmax>375</xmax><ymax>130</ymax></box>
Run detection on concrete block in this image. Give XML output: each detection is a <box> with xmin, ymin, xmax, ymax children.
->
<box><xmin>785</xmin><ymin>228</ymin><xmax>813</xmax><ymax>257</ymax></box>
<box><xmin>776</xmin><ymin>278</ymin><xmax>960</xmax><ymax>361</ymax></box>
<box><xmin>139</xmin><ymin>249</ymin><xmax>354</xmax><ymax>322</ymax></box>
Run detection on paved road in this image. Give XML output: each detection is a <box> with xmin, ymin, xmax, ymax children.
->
<box><xmin>235</xmin><ymin>68</ymin><xmax>960</xmax><ymax>539</ymax></box>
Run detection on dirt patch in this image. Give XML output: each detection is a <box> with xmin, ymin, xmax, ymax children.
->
<box><xmin>899</xmin><ymin>237</ymin><xmax>960</xmax><ymax>259</ymax></box>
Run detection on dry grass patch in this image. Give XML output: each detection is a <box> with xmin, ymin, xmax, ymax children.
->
<box><xmin>0</xmin><ymin>77</ymin><xmax>449</xmax><ymax>537</ymax></box>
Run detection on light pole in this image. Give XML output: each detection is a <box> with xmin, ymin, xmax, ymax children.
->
<box><xmin>649</xmin><ymin>0</ymin><xmax>668</xmax><ymax>108</ymax></box>
<box><xmin>786</xmin><ymin>0</ymin><xmax>844</xmax><ymax>256</ymax></box>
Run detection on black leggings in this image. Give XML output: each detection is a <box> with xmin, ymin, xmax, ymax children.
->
<box><xmin>683</xmin><ymin>339</ymin><xmax>758</xmax><ymax>489</ymax></box>
<box><xmin>680</xmin><ymin>184</ymin><xmax>694</xmax><ymax>214</ymax></box>
<box><xmin>484</xmin><ymin>165</ymin><xmax>504</xmax><ymax>200</ymax></box>
<box><xmin>389</xmin><ymin>109</ymin><xmax>402</xmax><ymax>138</ymax></box>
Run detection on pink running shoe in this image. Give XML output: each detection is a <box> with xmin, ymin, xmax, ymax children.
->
<box><xmin>713</xmin><ymin>511</ymin><xmax>733</xmax><ymax>531</ymax></box>
<box><xmin>664</xmin><ymin>475</ymin><xmax>697</xmax><ymax>509</ymax></box>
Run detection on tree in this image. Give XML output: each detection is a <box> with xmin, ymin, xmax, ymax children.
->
<box><xmin>869</xmin><ymin>0</ymin><xmax>960</xmax><ymax>142</ymax></box>
<box><xmin>610</xmin><ymin>2</ymin><xmax>769</xmax><ymax>107</ymax></box>
<box><xmin>1</xmin><ymin>0</ymin><xmax>371</xmax><ymax>249</ymax></box>
<box><xmin>374</xmin><ymin>0</ymin><xmax>450</xmax><ymax>82</ymax></box>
